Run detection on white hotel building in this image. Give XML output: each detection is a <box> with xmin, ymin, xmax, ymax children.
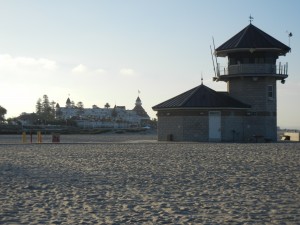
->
<box><xmin>56</xmin><ymin>96</ymin><xmax>150</xmax><ymax>129</ymax></box>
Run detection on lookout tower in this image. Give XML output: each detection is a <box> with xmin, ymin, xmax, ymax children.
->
<box><xmin>214</xmin><ymin>23</ymin><xmax>291</xmax><ymax>141</ymax></box>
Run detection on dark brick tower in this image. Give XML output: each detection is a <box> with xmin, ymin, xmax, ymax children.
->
<box><xmin>214</xmin><ymin>23</ymin><xmax>290</xmax><ymax>141</ymax></box>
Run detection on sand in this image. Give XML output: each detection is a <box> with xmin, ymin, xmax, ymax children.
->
<box><xmin>0</xmin><ymin>137</ymin><xmax>299</xmax><ymax>224</ymax></box>
<box><xmin>0</xmin><ymin>133</ymin><xmax>158</xmax><ymax>144</ymax></box>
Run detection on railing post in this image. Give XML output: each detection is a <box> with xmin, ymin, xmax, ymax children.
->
<box><xmin>279</xmin><ymin>62</ymin><xmax>281</xmax><ymax>74</ymax></box>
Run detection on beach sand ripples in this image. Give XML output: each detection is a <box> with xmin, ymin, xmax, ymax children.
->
<box><xmin>0</xmin><ymin>142</ymin><xmax>299</xmax><ymax>224</ymax></box>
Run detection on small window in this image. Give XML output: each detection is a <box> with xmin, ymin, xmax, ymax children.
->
<box><xmin>267</xmin><ymin>85</ymin><xmax>274</xmax><ymax>100</ymax></box>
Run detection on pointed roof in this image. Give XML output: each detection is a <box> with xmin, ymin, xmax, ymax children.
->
<box><xmin>133</xmin><ymin>104</ymin><xmax>150</xmax><ymax>118</ymax></box>
<box><xmin>132</xmin><ymin>97</ymin><xmax>149</xmax><ymax>118</ymax></box>
<box><xmin>66</xmin><ymin>97</ymin><xmax>71</xmax><ymax>104</ymax></box>
<box><xmin>152</xmin><ymin>84</ymin><xmax>250</xmax><ymax>110</ymax></box>
<box><xmin>135</xmin><ymin>96</ymin><xmax>142</xmax><ymax>106</ymax></box>
<box><xmin>215</xmin><ymin>24</ymin><xmax>290</xmax><ymax>56</ymax></box>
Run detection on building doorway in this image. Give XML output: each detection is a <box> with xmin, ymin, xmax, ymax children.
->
<box><xmin>209</xmin><ymin>111</ymin><xmax>221</xmax><ymax>141</ymax></box>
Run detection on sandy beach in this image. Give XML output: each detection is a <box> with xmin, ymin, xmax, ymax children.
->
<box><xmin>0</xmin><ymin>136</ymin><xmax>299</xmax><ymax>224</ymax></box>
<box><xmin>0</xmin><ymin>133</ymin><xmax>158</xmax><ymax>144</ymax></box>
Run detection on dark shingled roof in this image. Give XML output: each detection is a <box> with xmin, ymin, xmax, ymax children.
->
<box><xmin>152</xmin><ymin>84</ymin><xmax>250</xmax><ymax>110</ymax></box>
<box><xmin>133</xmin><ymin>104</ymin><xmax>150</xmax><ymax>118</ymax></box>
<box><xmin>66</xmin><ymin>97</ymin><xmax>71</xmax><ymax>104</ymax></box>
<box><xmin>215</xmin><ymin>24</ymin><xmax>290</xmax><ymax>56</ymax></box>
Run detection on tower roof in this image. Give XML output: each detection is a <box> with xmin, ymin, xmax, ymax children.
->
<box><xmin>133</xmin><ymin>105</ymin><xmax>150</xmax><ymax>118</ymax></box>
<box><xmin>152</xmin><ymin>84</ymin><xmax>250</xmax><ymax>110</ymax></box>
<box><xmin>215</xmin><ymin>24</ymin><xmax>290</xmax><ymax>57</ymax></box>
<box><xmin>66</xmin><ymin>97</ymin><xmax>71</xmax><ymax>104</ymax></box>
<box><xmin>133</xmin><ymin>96</ymin><xmax>149</xmax><ymax>118</ymax></box>
<box><xmin>135</xmin><ymin>96</ymin><xmax>142</xmax><ymax>106</ymax></box>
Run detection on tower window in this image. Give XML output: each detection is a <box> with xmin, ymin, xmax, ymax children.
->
<box><xmin>267</xmin><ymin>85</ymin><xmax>274</xmax><ymax>100</ymax></box>
<box><xmin>255</xmin><ymin>57</ymin><xmax>265</xmax><ymax>64</ymax></box>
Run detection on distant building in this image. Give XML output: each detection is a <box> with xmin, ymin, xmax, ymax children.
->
<box><xmin>132</xmin><ymin>96</ymin><xmax>150</xmax><ymax>125</ymax></box>
<box><xmin>56</xmin><ymin>96</ymin><xmax>150</xmax><ymax>128</ymax></box>
<box><xmin>153</xmin><ymin>22</ymin><xmax>290</xmax><ymax>142</ymax></box>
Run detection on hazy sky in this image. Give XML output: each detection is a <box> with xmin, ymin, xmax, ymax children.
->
<box><xmin>0</xmin><ymin>0</ymin><xmax>299</xmax><ymax>128</ymax></box>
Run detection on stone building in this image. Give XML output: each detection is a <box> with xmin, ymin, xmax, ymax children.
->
<box><xmin>153</xmin><ymin>23</ymin><xmax>290</xmax><ymax>142</ymax></box>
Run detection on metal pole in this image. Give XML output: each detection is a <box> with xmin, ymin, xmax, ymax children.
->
<box><xmin>212</xmin><ymin>37</ymin><xmax>219</xmax><ymax>76</ymax></box>
<box><xmin>210</xmin><ymin>45</ymin><xmax>216</xmax><ymax>77</ymax></box>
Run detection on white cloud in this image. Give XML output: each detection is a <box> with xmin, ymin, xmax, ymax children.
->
<box><xmin>0</xmin><ymin>54</ymin><xmax>58</xmax><ymax>71</ymax></box>
<box><xmin>38</xmin><ymin>58</ymin><xmax>58</xmax><ymax>70</ymax></box>
<box><xmin>119</xmin><ymin>68</ymin><xmax>136</xmax><ymax>76</ymax></box>
<box><xmin>95</xmin><ymin>68</ymin><xmax>107</xmax><ymax>75</ymax></box>
<box><xmin>72</xmin><ymin>64</ymin><xmax>87</xmax><ymax>73</ymax></box>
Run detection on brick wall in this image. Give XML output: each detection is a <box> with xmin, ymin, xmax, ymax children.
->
<box><xmin>228</xmin><ymin>77</ymin><xmax>277</xmax><ymax>112</ymax></box>
<box><xmin>157</xmin><ymin>116</ymin><xmax>183</xmax><ymax>141</ymax></box>
<box><xmin>157</xmin><ymin>110</ymin><xmax>247</xmax><ymax>142</ymax></box>
<box><xmin>228</xmin><ymin>76</ymin><xmax>277</xmax><ymax>141</ymax></box>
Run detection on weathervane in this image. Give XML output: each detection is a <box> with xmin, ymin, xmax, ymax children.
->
<box><xmin>201</xmin><ymin>73</ymin><xmax>203</xmax><ymax>85</ymax></box>
<box><xmin>249</xmin><ymin>14</ymin><xmax>254</xmax><ymax>24</ymax></box>
<box><xmin>286</xmin><ymin>31</ymin><xmax>293</xmax><ymax>52</ymax></box>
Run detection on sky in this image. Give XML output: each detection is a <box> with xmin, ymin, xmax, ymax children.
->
<box><xmin>0</xmin><ymin>0</ymin><xmax>299</xmax><ymax>129</ymax></box>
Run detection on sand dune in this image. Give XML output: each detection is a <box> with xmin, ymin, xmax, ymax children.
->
<box><xmin>0</xmin><ymin>140</ymin><xmax>299</xmax><ymax>224</ymax></box>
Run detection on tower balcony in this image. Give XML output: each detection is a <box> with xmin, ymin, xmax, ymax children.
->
<box><xmin>214</xmin><ymin>63</ymin><xmax>288</xmax><ymax>81</ymax></box>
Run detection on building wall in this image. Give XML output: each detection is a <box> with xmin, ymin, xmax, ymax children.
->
<box><xmin>157</xmin><ymin>115</ymin><xmax>208</xmax><ymax>142</ymax></box>
<box><xmin>228</xmin><ymin>76</ymin><xmax>277</xmax><ymax>141</ymax></box>
<box><xmin>243</xmin><ymin>114</ymin><xmax>277</xmax><ymax>141</ymax></box>
<box><xmin>228</xmin><ymin>76</ymin><xmax>277</xmax><ymax>112</ymax></box>
<box><xmin>221</xmin><ymin>111</ymin><xmax>245</xmax><ymax>142</ymax></box>
<box><xmin>182</xmin><ymin>116</ymin><xmax>208</xmax><ymax>142</ymax></box>
<box><xmin>157</xmin><ymin>109</ymin><xmax>247</xmax><ymax>142</ymax></box>
<box><xmin>157</xmin><ymin>116</ymin><xmax>183</xmax><ymax>141</ymax></box>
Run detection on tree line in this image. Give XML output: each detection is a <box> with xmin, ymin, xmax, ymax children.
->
<box><xmin>1</xmin><ymin>94</ymin><xmax>104</xmax><ymax>124</ymax></box>
<box><xmin>0</xmin><ymin>105</ymin><xmax>7</xmax><ymax>122</ymax></box>
<box><xmin>2</xmin><ymin>95</ymin><xmax>85</xmax><ymax>126</ymax></box>
<box><xmin>36</xmin><ymin>95</ymin><xmax>57</xmax><ymax>121</ymax></box>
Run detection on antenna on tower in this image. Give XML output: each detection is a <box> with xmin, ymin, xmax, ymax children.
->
<box><xmin>210</xmin><ymin>45</ymin><xmax>216</xmax><ymax>77</ymax></box>
<box><xmin>212</xmin><ymin>37</ymin><xmax>219</xmax><ymax>77</ymax></box>
<box><xmin>286</xmin><ymin>31</ymin><xmax>293</xmax><ymax>52</ymax></box>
